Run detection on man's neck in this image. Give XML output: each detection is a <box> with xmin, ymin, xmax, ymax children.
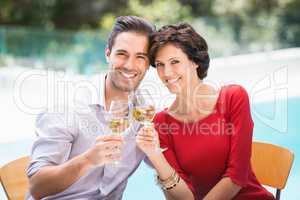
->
<box><xmin>104</xmin><ymin>76</ymin><xmax>129</xmax><ymax>111</ymax></box>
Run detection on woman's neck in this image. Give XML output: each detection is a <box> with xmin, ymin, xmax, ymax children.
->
<box><xmin>171</xmin><ymin>81</ymin><xmax>218</xmax><ymax>116</ymax></box>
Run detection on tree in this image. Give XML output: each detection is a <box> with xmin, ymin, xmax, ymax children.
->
<box><xmin>278</xmin><ymin>0</ymin><xmax>300</xmax><ymax>46</ymax></box>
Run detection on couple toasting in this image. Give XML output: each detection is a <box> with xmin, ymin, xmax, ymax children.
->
<box><xmin>26</xmin><ymin>16</ymin><xmax>275</xmax><ymax>200</ymax></box>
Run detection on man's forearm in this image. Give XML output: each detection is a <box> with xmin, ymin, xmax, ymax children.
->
<box><xmin>29</xmin><ymin>153</ymin><xmax>93</xmax><ymax>199</ymax></box>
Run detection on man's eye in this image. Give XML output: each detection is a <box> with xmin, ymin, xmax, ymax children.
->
<box><xmin>137</xmin><ymin>56</ymin><xmax>146</xmax><ymax>60</ymax></box>
<box><xmin>117</xmin><ymin>53</ymin><xmax>126</xmax><ymax>56</ymax></box>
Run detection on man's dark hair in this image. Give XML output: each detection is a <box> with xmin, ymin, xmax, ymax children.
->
<box><xmin>149</xmin><ymin>23</ymin><xmax>210</xmax><ymax>80</ymax></box>
<box><xmin>107</xmin><ymin>16</ymin><xmax>155</xmax><ymax>50</ymax></box>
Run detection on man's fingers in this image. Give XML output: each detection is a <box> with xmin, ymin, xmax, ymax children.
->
<box><xmin>103</xmin><ymin>152</ymin><xmax>122</xmax><ymax>163</ymax></box>
<box><xmin>96</xmin><ymin>135</ymin><xmax>123</xmax><ymax>142</ymax></box>
<box><xmin>100</xmin><ymin>145</ymin><xmax>122</xmax><ymax>158</ymax></box>
<box><xmin>97</xmin><ymin>140</ymin><xmax>123</xmax><ymax>150</ymax></box>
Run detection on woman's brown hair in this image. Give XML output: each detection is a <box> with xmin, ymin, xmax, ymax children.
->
<box><xmin>149</xmin><ymin>23</ymin><xmax>210</xmax><ymax>80</ymax></box>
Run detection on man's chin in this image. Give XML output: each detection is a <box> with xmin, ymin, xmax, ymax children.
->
<box><xmin>110</xmin><ymin>75</ymin><xmax>141</xmax><ymax>92</ymax></box>
<box><xmin>116</xmin><ymin>82</ymin><xmax>139</xmax><ymax>92</ymax></box>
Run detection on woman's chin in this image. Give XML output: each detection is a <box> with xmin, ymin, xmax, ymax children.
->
<box><xmin>166</xmin><ymin>85</ymin><xmax>181</xmax><ymax>94</ymax></box>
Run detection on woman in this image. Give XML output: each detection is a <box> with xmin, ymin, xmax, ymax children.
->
<box><xmin>136</xmin><ymin>23</ymin><xmax>275</xmax><ymax>200</ymax></box>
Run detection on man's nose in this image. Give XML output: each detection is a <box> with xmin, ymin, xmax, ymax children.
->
<box><xmin>123</xmin><ymin>56</ymin><xmax>136</xmax><ymax>70</ymax></box>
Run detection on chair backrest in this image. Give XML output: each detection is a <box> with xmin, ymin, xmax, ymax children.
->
<box><xmin>0</xmin><ymin>156</ymin><xmax>30</xmax><ymax>200</ymax></box>
<box><xmin>251</xmin><ymin>141</ymin><xmax>294</xmax><ymax>190</ymax></box>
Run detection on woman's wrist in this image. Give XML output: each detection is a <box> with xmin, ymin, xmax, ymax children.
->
<box><xmin>146</xmin><ymin>150</ymin><xmax>164</xmax><ymax>164</ymax></box>
<box><xmin>156</xmin><ymin>168</ymin><xmax>181</xmax><ymax>190</ymax></box>
<box><xmin>147</xmin><ymin>152</ymin><xmax>176</xmax><ymax>181</ymax></box>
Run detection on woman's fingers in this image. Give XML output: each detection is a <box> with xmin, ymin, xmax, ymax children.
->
<box><xmin>141</xmin><ymin>126</ymin><xmax>154</xmax><ymax>134</ymax></box>
<box><xmin>136</xmin><ymin>139</ymin><xmax>155</xmax><ymax>148</ymax></box>
<box><xmin>136</xmin><ymin>125</ymin><xmax>162</xmax><ymax>156</ymax></box>
<box><xmin>137</xmin><ymin>133</ymin><xmax>154</xmax><ymax>140</ymax></box>
<box><xmin>138</xmin><ymin>126</ymin><xmax>157</xmax><ymax>137</ymax></box>
<box><xmin>136</xmin><ymin>134</ymin><xmax>157</xmax><ymax>143</ymax></box>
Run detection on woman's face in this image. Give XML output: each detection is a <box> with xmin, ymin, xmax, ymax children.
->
<box><xmin>154</xmin><ymin>43</ymin><xmax>198</xmax><ymax>94</ymax></box>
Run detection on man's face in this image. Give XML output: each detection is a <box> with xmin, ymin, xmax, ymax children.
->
<box><xmin>105</xmin><ymin>31</ymin><xmax>150</xmax><ymax>92</ymax></box>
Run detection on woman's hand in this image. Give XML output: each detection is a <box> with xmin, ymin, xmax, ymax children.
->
<box><xmin>136</xmin><ymin>125</ymin><xmax>195</xmax><ymax>200</ymax></box>
<box><xmin>136</xmin><ymin>125</ymin><xmax>160</xmax><ymax>157</ymax></box>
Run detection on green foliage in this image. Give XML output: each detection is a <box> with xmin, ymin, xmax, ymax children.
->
<box><xmin>278</xmin><ymin>0</ymin><xmax>300</xmax><ymax>46</ymax></box>
<box><xmin>98</xmin><ymin>0</ymin><xmax>192</xmax><ymax>32</ymax></box>
<box><xmin>0</xmin><ymin>0</ymin><xmax>299</xmax><ymax>74</ymax></box>
<box><xmin>126</xmin><ymin>0</ymin><xmax>192</xmax><ymax>28</ymax></box>
<box><xmin>0</xmin><ymin>0</ymin><xmax>56</xmax><ymax>29</ymax></box>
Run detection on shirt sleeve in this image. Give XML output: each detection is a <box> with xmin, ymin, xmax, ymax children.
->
<box><xmin>27</xmin><ymin>109</ymin><xmax>77</xmax><ymax>177</ymax></box>
<box><xmin>153</xmin><ymin>112</ymin><xmax>196</xmax><ymax>195</ymax></box>
<box><xmin>222</xmin><ymin>85</ymin><xmax>254</xmax><ymax>187</ymax></box>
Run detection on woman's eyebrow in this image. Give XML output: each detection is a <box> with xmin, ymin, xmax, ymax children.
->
<box><xmin>168</xmin><ymin>57</ymin><xmax>179</xmax><ymax>61</ymax></box>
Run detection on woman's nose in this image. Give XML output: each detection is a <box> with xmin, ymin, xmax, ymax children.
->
<box><xmin>163</xmin><ymin>64</ymin><xmax>174</xmax><ymax>76</ymax></box>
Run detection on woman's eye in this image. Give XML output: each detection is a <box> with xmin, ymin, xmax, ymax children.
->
<box><xmin>171</xmin><ymin>60</ymin><xmax>179</xmax><ymax>65</ymax></box>
<box><xmin>155</xmin><ymin>63</ymin><xmax>164</xmax><ymax>67</ymax></box>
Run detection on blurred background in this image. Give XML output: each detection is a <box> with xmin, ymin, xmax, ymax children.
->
<box><xmin>1</xmin><ymin>0</ymin><xmax>299</xmax><ymax>73</ymax></box>
<box><xmin>0</xmin><ymin>0</ymin><xmax>299</xmax><ymax>199</ymax></box>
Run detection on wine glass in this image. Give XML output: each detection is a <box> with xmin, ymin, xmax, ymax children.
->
<box><xmin>132</xmin><ymin>89</ymin><xmax>167</xmax><ymax>153</ymax></box>
<box><xmin>132</xmin><ymin>89</ymin><xmax>156</xmax><ymax>126</ymax></box>
<box><xmin>107</xmin><ymin>100</ymin><xmax>130</xmax><ymax>166</ymax></box>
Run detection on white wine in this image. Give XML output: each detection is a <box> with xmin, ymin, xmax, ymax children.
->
<box><xmin>133</xmin><ymin>105</ymin><xmax>155</xmax><ymax>123</ymax></box>
<box><xmin>109</xmin><ymin>118</ymin><xmax>130</xmax><ymax>135</ymax></box>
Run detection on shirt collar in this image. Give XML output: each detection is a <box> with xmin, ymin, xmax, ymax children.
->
<box><xmin>74</xmin><ymin>73</ymin><xmax>107</xmax><ymax>110</ymax></box>
<box><xmin>86</xmin><ymin>73</ymin><xmax>142</xmax><ymax>110</ymax></box>
<box><xmin>89</xmin><ymin>73</ymin><xmax>107</xmax><ymax>108</ymax></box>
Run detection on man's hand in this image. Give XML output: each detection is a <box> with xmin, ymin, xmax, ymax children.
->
<box><xmin>83</xmin><ymin>134</ymin><xmax>124</xmax><ymax>167</ymax></box>
<box><xmin>29</xmin><ymin>134</ymin><xmax>124</xmax><ymax>199</ymax></box>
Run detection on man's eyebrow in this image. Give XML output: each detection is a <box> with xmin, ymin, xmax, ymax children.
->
<box><xmin>136</xmin><ymin>52</ymin><xmax>148</xmax><ymax>56</ymax></box>
<box><xmin>115</xmin><ymin>49</ymin><xmax>128</xmax><ymax>53</ymax></box>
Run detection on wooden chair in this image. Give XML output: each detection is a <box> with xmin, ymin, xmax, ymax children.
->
<box><xmin>0</xmin><ymin>156</ymin><xmax>30</xmax><ymax>200</ymax></box>
<box><xmin>251</xmin><ymin>141</ymin><xmax>294</xmax><ymax>200</ymax></box>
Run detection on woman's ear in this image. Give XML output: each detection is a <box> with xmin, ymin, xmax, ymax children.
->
<box><xmin>191</xmin><ymin>61</ymin><xmax>198</xmax><ymax>70</ymax></box>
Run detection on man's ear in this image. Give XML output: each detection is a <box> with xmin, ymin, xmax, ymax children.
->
<box><xmin>105</xmin><ymin>47</ymin><xmax>111</xmax><ymax>63</ymax></box>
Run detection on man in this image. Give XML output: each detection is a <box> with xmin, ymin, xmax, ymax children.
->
<box><xmin>27</xmin><ymin>16</ymin><xmax>155</xmax><ymax>200</ymax></box>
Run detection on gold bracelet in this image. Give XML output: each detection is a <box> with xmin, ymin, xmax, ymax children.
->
<box><xmin>165</xmin><ymin>175</ymin><xmax>180</xmax><ymax>190</ymax></box>
<box><xmin>157</xmin><ymin>169</ymin><xmax>176</xmax><ymax>184</ymax></box>
<box><xmin>156</xmin><ymin>169</ymin><xmax>180</xmax><ymax>190</ymax></box>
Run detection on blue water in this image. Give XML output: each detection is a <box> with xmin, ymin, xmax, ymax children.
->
<box><xmin>1</xmin><ymin>98</ymin><xmax>299</xmax><ymax>200</ymax></box>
